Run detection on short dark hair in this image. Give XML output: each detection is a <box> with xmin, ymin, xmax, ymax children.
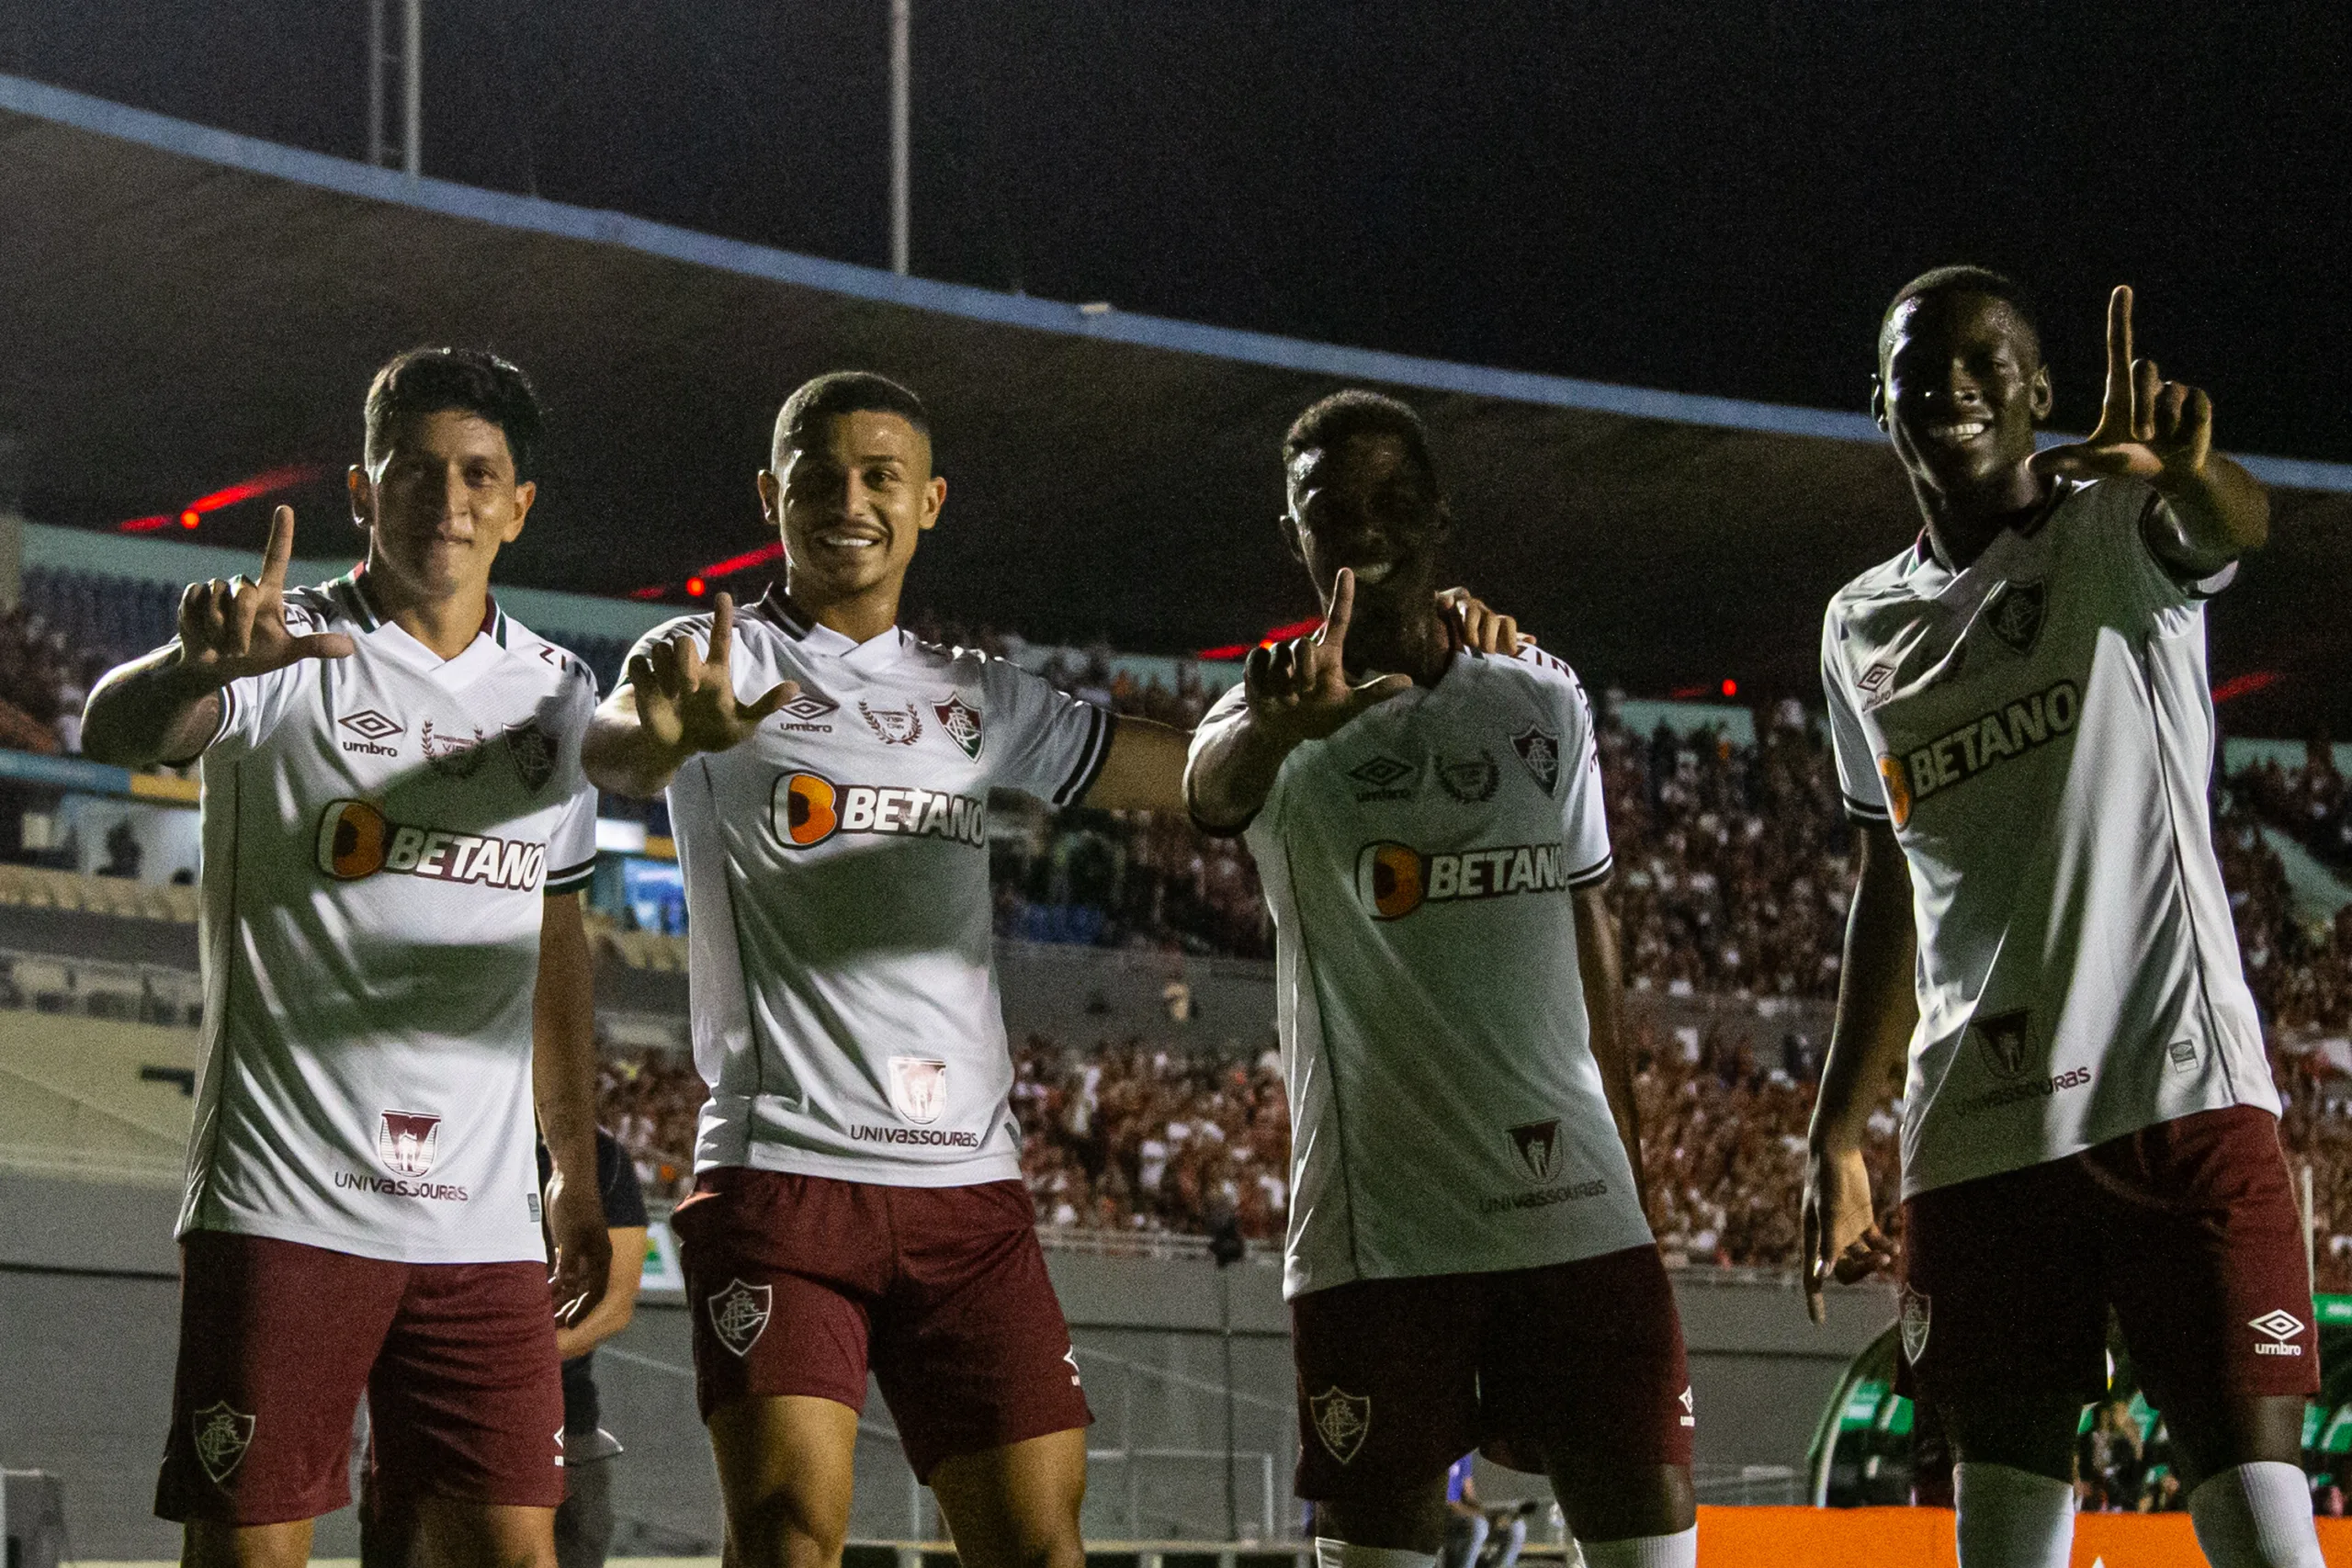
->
<box><xmin>364</xmin><ymin>347</ymin><xmax>545</xmax><ymax>478</ymax></box>
<box><xmin>1283</xmin><ymin>389</ymin><xmax>1439</xmax><ymax>491</ymax></box>
<box><xmin>772</xmin><ymin>371</ymin><xmax>932</xmax><ymax>468</ymax></box>
<box><xmin>1879</xmin><ymin>265</ymin><xmax>2041</xmax><ymax>371</ymax></box>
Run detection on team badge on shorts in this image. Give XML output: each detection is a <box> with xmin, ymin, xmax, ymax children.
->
<box><xmin>1308</xmin><ymin>1387</ymin><xmax>1371</xmax><ymax>1465</ymax></box>
<box><xmin>1511</xmin><ymin>727</ymin><xmax>1560</xmax><ymax>795</ymax></box>
<box><xmin>378</xmin><ymin>1111</ymin><xmax>443</xmax><ymax>1176</ymax></box>
<box><xmin>708</xmin><ymin>1279</ymin><xmax>775</xmax><ymax>1358</ymax></box>
<box><xmin>506</xmin><ymin>720</ymin><xmax>558</xmax><ymax>793</ymax></box>
<box><xmin>934</xmin><ymin>696</ymin><xmax>984</xmax><ymax>759</ymax></box>
<box><xmin>889</xmin><ymin>1056</ymin><xmax>950</xmax><ymax>1124</ymax></box>
<box><xmin>1898</xmin><ymin>1285</ymin><xmax>1931</xmax><ymax>1365</ymax></box>
<box><xmin>192</xmin><ymin>1402</ymin><xmax>256</xmax><ymax>1486</ymax></box>
<box><xmin>1984</xmin><ymin>580</ymin><xmax>2046</xmax><ymax>656</ymax></box>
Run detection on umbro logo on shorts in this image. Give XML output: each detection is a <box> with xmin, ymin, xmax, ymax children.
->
<box><xmin>1308</xmin><ymin>1386</ymin><xmax>1371</xmax><ymax>1465</ymax></box>
<box><xmin>708</xmin><ymin>1279</ymin><xmax>774</xmax><ymax>1358</ymax></box>
<box><xmin>2249</xmin><ymin>1309</ymin><xmax>2306</xmax><ymax>1356</ymax></box>
<box><xmin>192</xmin><ymin>1401</ymin><xmax>256</xmax><ymax>1486</ymax></box>
<box><xmin>1679</xmin><ymin>1387</ymin><xmax>1695</xmax><ymax>1429</ymax></box>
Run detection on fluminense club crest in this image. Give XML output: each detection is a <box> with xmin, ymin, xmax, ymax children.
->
<box><xmin>192</xmin><ymin>1401</ymin><xmax>256</xmax><ymax>1485</ymax></box>
<box><xmin>1512</xmin><ymin>727</ymin><xmax>1560</xmax><ymax>794</ymax></box>
<box><xmin>1983</xmin><ymin>580</ymin><xmax>2047</xmax><ymax>656</ymax></box>
<box><xmin>708</xmin><ymin>1278</ymin><xmax>774</xmax><ymax>1358</ymax></box>
<box><xmin>1308</xmin><ymin>1387</ymin><xmax>1372</xmax><ymax>1465</ymax></box>
<box><xmin>1898</xmin><ymin>1285</ymin><xmax>1931</xmax><ymax>1365</ymax></box>
<box><xmin>861</xmin><ymin>701</ymin><xmax>923</xmax><ymax>746</ymax></box>
<box><xmin>378</xmin><ymin>1110</ymin><xmax>443</xmax><ymax>1176</ymax></box>
<box><xmin>889</xmin><ymin>1055</ymin><xmax>949</xmax><ymax>1125</ymax></box>
<box><xmin>506</xmin><ymin>721</ymin><xmax>557</xmax><ymax>793</ymax></box>
<box><xmin>934</xmin><ymin>695</ymin><xmax>984</xmax><ymax>759</ymax></box>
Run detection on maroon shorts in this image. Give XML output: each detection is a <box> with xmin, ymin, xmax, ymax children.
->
<box><xmin>670</xmin><ymin>1168</ymin><xmax>1092</xmax><ymax>1481</ymax></box>
<box><xmin>1288</xmin><ymin>1245</ymin><xmax>1693</xmax><ymax>1502</ymax></box>
<box><xmin>1898</xmin><ymin>1105</ymin><xmax>2319</xmax><ymax>1427</ymax></box>
<box><xmin>154</xmin><ymin>1231</ymin><xmax>564</xmax><ymax>1525</ymax></box>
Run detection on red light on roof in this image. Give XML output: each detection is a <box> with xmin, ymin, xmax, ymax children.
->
<box><xmin>1722</xmin><ymin>678</ymin><xmax>1738</xmax><ymax>697</ymax></box>
<box><xmin>180</xmin><ymin>511</ymin><xmax>200</xmax><ymax>529</ymax></box>
<box><xmin>2211</xmin><ymin>671</ymin><xmax>2282</xmax><ymax>705</ymax></box>
<box><xmin>685</xmin><ymin>577</ymin><xmax>707</xmax><ymax>597</ymax></box>
<box><xmin>117</xmin><ymin>465</ymin><xmax>322</xmax><ymax>533</ymax></box>
<box><xmin>118</xmin><ymin>515</ymin><xmax>171</xmax><ymax>533</ymax></box>
<box><xmin>1197</xmin><ymin>616</ymin><xmax>1327</xmax><ymax>660</ymax></box>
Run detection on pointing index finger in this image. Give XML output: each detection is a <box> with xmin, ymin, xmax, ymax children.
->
<box><xmin>709</xmin><ymin>592</ymin><xmax>736</xmax><ymax>664</ymax></box>
<box><xmin>1317</xmin><ymin>568</ymin><xmax>1354</xmax><ymax>653</ymax></box>
<box><xmin>260</xmin><ymin>505</ymin><xmax>296</xmax><ymax>590</ymax></box>
<box><xmin>2101</xmin><ymin>285</ymin><xmax>2135</xmax><ymax>430</ymax></box>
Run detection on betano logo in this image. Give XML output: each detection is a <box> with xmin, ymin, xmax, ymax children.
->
<box><xmin>1877</xmin><ymin>678</ymin><xmax>2080</xmax><ymax>829</ymax></box>
<box><xmin>771</xmin><ymin>772</ymin><xmax>988</xmax><ymax>850</ymax></box>
<box><xmin>1357</xmin><ymin>840</ymin><xmax>1578</xmax><ymax>920</ymax></box>
<box><xmin>315</xmin><ymin>799</ymin><xmax>547</xmax><ymax>889</ymax></box>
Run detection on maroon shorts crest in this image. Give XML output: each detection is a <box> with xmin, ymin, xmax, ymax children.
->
<box><xmin>1288</xmin><ymin>1245</ymin><xmax>1693</xmax><ymax>1501</ymax></box>
<box><xmin>155</xmin><ymin>1231</ymin><xmax>564</xmax><ymax>1526</ymax></box>
<box><xmin>1898</xmin><ymin>1105</ymin><xmax>2319</xmax><ymax>1423</ymax></box>
<box><xmin>669</xmin><ymin>1168</ymin><xmax>1091</xmax><ymax>1482</ymax></box>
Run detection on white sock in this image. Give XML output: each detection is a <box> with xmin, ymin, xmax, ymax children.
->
<box><xmin>1576</xmin><ymin>1526</ymin><xmax>1697</xmax><ymax>1568</ymax></box>
<box><xmin>2188</xmin><ymin>1461</ymin><xmax>2325</xmax><ymax>1568</ymax></box>
<box><xmin>1953</xmin><ymin>1461</ymin><xmax>2075</xmax><ymax>1568</ymax></box>
<box><xmin>1314</xmin><ymin>1540</ymin><xmax>1437</xmax><ymax>1568</ymax></box>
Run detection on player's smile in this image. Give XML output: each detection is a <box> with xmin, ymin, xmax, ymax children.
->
<box><xmin>1876</xmin><ymin>291</ymin><xmax>2051</xmax><ymax>504</ymax></box>
<box><xmin>764</xmin><ymin>408</ymin><xmax>944</xmax><ymax>617</ymax></box>
<box><xmin>352</xmin><ymin>410</ymin><xmax>534</xmax><ymax>604</ymax></box>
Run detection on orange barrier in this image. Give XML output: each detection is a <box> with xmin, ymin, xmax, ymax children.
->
<box><xmin>1695</xmin><ymin>1505</ymin><xmax>2352</xmax><ymax>1563</ymax></box>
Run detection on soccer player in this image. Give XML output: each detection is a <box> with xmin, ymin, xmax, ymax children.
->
<box><xmin>1185</xmin><ymin>391</ymin><xmax>1698</xmax><ymax>1568</ymax></box>
<box><xmin>1802</xmin><ymin>272</ymin><xmax>2323</xmax><ymax>1568</ymax></box>
<box><xmin>82</xmin><ymin>349</ymin><xmax>610</xmax><ymax>1568</ymax></box>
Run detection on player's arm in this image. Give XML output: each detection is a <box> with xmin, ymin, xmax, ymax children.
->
<box><xmin>582</xmin><ymin>592</ymin><xmax>798</xmax><ymax>798</ymax></box>
<box><xmin>554</xmin><ymin>1224</ymin><xmax>648</xmax><ymax>1360</ymax></box>
<box><xmin>1185</xmin><ymin>568</ymin><xmax>1413</xmax><ymax>829</ymax></box>
<box><xmin>1083</xmin><ymin>718</ymin><xmax>1190</xmax><ymax>813</ymax></box>
<box><xmin>1573</xmin><ymin>880</ymin><xmax>1647</xmax><ymax>1217</ymax></box>
<box><xmin>81</xmin><ymin>506</ymin><xmax>354</xmax><ymax>767</ymax></box>
<box><xmin>1801</xmin><ymin>821</ymin><xmax>1917</xmax><ymax>1323</ymax></box>
<box><xmin>536</xmin><ymin>891</ymin><xmax>611</xmax><ymax>1325</ymax></box>
<box><xmin>2032</xmin><ymin>285</ymin><xmax>2268</xmax><ymax>577</ymax></box>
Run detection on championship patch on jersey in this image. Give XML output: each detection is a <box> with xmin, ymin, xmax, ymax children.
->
<box><xmin>861</xmin><ymin>701</ymin><xmax>923</xmax><ymax>745</ymax></box>
<box><xmin>1437</xmin><ymin>750</ymin><xmax>1499</xmax><ymax>803</ymax></box>
<box><xmin>315</xmin><ymin>799</ymin><xmax>548</xmax><ymax>890</ymax></box>
<box><xmin>770</xmin><ymin>772</ymin><xmax>987</xmax><ymax>850</ymax></box>
<box><xmin>1876</xmin><ymin>677</ymin><xmax>2080</xmax><ymax>824</ymax></box>
<box><xmin>934</xmin><ymin>695</ymin><xmax>984</xmax><ymax>759</ymax></box>
<box><xmin>420</xmin><ymin>718</ymin><xmax>491</xmax><ymax>779</ymax></box>
<box><xmin>1356</xmin><ymin>840</ymin><xmax>1581</xmax><ymax>919</ymax></box>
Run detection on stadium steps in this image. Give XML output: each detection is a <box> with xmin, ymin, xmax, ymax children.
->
<box><xmin>0</xmin><ymin>862</ymin><xmax>198</xmax><ymax>923</ymax></box>
<box><xmin>0</xmin><ymin>1012</ymin><xmax>198</xmax><ymax>1187</ymax></box>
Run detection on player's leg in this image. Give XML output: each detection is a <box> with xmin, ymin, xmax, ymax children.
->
<box><xmin>160</xmin><ymin>1234</ymin><xmax>403</xmax><ymax>1568</ymax></box>
<box><xmin>868</xmin><ymin>1181</ymin><xmax>1091</xmax><ymax>1568</ymax></box>
<box><xmin>1289</xmin><ymin>1275</ymin><xmax>1479</xmax><ymax>1564</ymax></box>
<box><xmin>926</xmin><ymin>1428</ymin><xmax>1088</xmax><ymax>1568</ymax></box>
<box><xmin>1902</xmin><ymin>1160</ymin><xmax>2105</xmax><ymax>1568</ymax></box>
<box><xmin>365</xmin><ymin>1260</ymin><xmax>565</xmax><ymax>1568</ymax></box>
<box><xmin>552</xmin><ymin>1450</ymin><xmax>617</xmax><ymax>1568</ymax></box>
<box><xmin>673</xmin><ymin>1171</ymin><xmax>885</xmax><ymax>1568</ymax></box>
<box><xmin>2099</xmin><ymin>1109</ymin><xmax>2324</xmax><ymax>1568</ymax></box>
<box><xmin>1484</xmin><ymin>1247</ymin><xmax>1694</xmax><ymax>1567</ymax></box>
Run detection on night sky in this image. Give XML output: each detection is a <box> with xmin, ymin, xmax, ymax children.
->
<box><xmin>5</xmin><ymin>0</ymin><xmax>2346</xmax><ymax>465</ymax></box>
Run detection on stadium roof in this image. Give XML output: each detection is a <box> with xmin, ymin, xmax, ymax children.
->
<box><xmin>3</xmin><ymin>72</ymin><xmax>2349</xmax><ymax>734</ymax></box>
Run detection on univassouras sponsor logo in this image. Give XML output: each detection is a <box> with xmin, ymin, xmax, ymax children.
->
<box><xmin>849</xmin><ymin>1124</ymin><xmax>981</xmax><ymax>1147</ymax></box>
<box><xmin>771</xmin><ymin>772</ymin><xmax>987</xmax><ymax>850</ymax></box>
<box><xmin>333</xmin><ymin>1169</ymin><xmax>470</xmax><ymax>1201</ymax></box>
<box><xmin>1955</xmin><ymin>1065</ymin><xmax>2092</xmax><ymax>1117</ymax></box>
<box><xmin>1480</xmin><ymin>1178</ymin><xmax>1608</xmax><ymax>1215</ymax></box>
<box><xmin>1356</xmin><ymin>840</ymin><xmax>1577</xmax><ymax>919</ymax></box>
<box><xmin>315</xmin><ymin>800</ymin><xmax>547</xmax><ymax>888</ymax></box>
<box><xmin>1877</xmin><ymin>678</ymin><xmax>2080</xmax><ymax>828</ymax></box>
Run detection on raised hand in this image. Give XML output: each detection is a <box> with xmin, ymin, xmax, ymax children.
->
<box><xmin>1435</xmin><ymin>587</ymin><xmax>1528</xmax><ymax>655</ymax></box>
<box><xmin>625</xmin><ymin>592</ymin><xmax>798</xmax><ymax>760</ymax></box>
<box><xmin>1802</xmin><ymin>1143</ymin><xmax>1895</xmax><ymax>1324</ymax></box>
<box><xmin>1243</xmin><ymin>568</ymin><xmax>1414</xmax><ymax>743</ymax></box>
<box><xmin>174</xmin><ymin>505</ymin><xmax>356</xmax><ymax>686</ymax></box>
<box><xmin>2031</xmin><ymin>285</ymin><xmax>2213</xmax><ymax>487</ymax></box>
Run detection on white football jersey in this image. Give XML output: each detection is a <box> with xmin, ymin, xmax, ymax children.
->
<box><xmin>1192</xmin><ymin>647</ymin><xmax>1656</xmax><ymax>1299</ymax></box>
<box><xmin>638</xmin><ymin>591</ymin><xmax>1114</xmax><ymax>1187</ymax></box>
<box><xmin>180</xmin><ymin>570</ymin><xmax>600</xmax><ymax>1263</ymax></box>
<box><xmin>1821</xmin><ymin>477</ymin><xmax>2276</xmax><ymax>1199</ymax></box>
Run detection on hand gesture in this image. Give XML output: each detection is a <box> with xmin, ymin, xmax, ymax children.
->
<box><xmin>625</xmin><ymin>592</ymin><xmax>798</xmax><ymax>760</ymax></box>
<box><xmin>542</xmin><ymin>1169</ymin><xmax>611</xmax><ymax>1327</ymax></box>
<box><xmin>1244</xmin><ymin>568</ymin><xmax>1414</xmax><ymax>743</ymax></box>
<box><xmin>174</xmin><ymin>506</ymin><xmax>356</xmax><ymax>686</ymax></box>
<box><xmin>2031</xmin><ymin>286</ymin><xmax>2213</xmax><ymax>487</ymax></box>
<box><xmin>1435</xmin><ymin>587</ymin><xmax>1528</xmax><ymax>655</ymax></box>
<box><xmin>1802</xmin><ymin>1142</ymin><xmax>1895</xmax><ymax>1324</ymax></box>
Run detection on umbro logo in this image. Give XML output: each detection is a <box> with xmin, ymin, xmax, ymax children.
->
<box><xmin>777</xmin><ymin>691</ymin><xmax>839</xmax><ymax>732</ymax></box>
<box><xmin>1348</xmin><ymin>754</ymin><xmax>1417</xmax><ymax>801</ymax></box>
<box><xmin>2249</xmin><ymin>1309</ymin><xmax>2306</xmax><ymax>1356</ymax></box>
<box><xmin>339</xmin><ymin>709</ymin><xmax>401</xmax><ymax>740</ymax></box>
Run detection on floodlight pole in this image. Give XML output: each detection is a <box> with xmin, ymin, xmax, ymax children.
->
<box><xmin>401</xmin><ymin>0</ymin><xmax>424</xmax><ymax>176</ymax></box>
<box><xmin>889</xmin><ymin>0</ymin><xmax>910</xmax><ymax>274</ymax></box>
<box><xmin>367</xmin><ymin>0</ymin><xmax>386</xmax><ymax>166</ymax></box>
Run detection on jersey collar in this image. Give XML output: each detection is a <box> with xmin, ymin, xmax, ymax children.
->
<box><xmin>336</xmin><ymin>565</ymin><xmax>510</xmax><ymax>687</ymax></box>
<box><xmin>752</xmin><ymin>586</ymin><xmax>907</xmax><ymax>670</ymax></box>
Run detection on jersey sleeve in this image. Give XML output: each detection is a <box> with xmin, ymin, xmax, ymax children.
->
<box><xmin>1552</xmin><ymin>668</ymin><xmax>1614</xmax><ymax>887</ymax></box>
<box><xmin>980</xmin><ymin>658</ymin><xmax>1118</xmax><ymax>807</ymax></box>
<box><xmin>1820</xmin><ymin>610</ymin><xmax>1891</xmax><ymax>826</ymax></box>
<box><xmin>2118</xmin><ymin>482</ymin><xmax>2238</xmax><ymax>607</ymax></box>
<box><xmin>543</xmin><ymin>676</ymin><xmax>600</xmax><ymax>897</ymax></box>
<box><xmin>1182</xmin><ymin>681</ymin><xmax>1261</xmax><ymax>838</ymax></box>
